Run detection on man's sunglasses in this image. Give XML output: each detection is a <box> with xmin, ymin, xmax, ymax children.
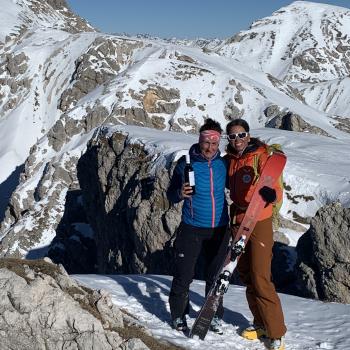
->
<box><xmin>227</xmin><ymin>132</ymin><xmax>248</xmax><ymax>140</ymax></box>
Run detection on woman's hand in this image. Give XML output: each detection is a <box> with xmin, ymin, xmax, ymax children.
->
<box><xmin>259</xmin><ymin>186</ymin><xmax>277</xmax><ymax>204</ymax></box>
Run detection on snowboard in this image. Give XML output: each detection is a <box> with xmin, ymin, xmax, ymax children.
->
<box><xmin>189</xmin><ymin>151</ymin><xmax>287</xmax><ymax>340</ymax></box>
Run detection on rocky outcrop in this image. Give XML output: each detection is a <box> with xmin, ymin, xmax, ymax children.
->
<box><xmin>223</xmin><ymin>99</ymin><xmax>244</xmax><ymax>120</ymax></box>
<box><xmin>110</xmin><ymin>85</ymin><xmax>180</xmax><ymax>130</ymax></box>
<box><xmin>0</xmin><ymin>257</ymin><xmax>186</xmax><ymax>350</ymax></box>
<box><xmin>0</xmin><ymin>52</ymin><xmax>31</xmax><ymax>115</ymax></box>
<box><xmin>295</xmin><ymin>202</ymin><xmax>350</xmax><ymax>302</ymax></box>
<box><xmin>141</xmin><ymin>86</ymin><xmax>180</xmax><ymax>114</ymax></box>
<box><xmin>3</xmin><ymin>52</ymin><xmax>29</xmax><ymax>77</ymax></box>
<box><xmin>0</xmin><ymin>154</ymin><xmax>79</xmax><ymax>258</ymax></box>
<box><xmin>47</xmin><ymin>104</ymin><xmax>110</xmax><ymax>152</ymax></box>
<box><xmin>28</xmin><ymin>0</ymin><xmax>95</xmax><ymax>34</ymax></box>
<box><xmin>333</xmin><ymin>115</ymin><xmax>350</xmax><ymax>133</ymax></box>
<box><xmin>266</xmin><ymin>74</ymin><xmax>305</xmax><ymax>103</ymax></box>
<box><xmin>59</xmin><ymin>37</ymin><xmax>143</xmax><ymax>111</ymax></box>
<box><xmin>76</xmin><ymin>128</ymin><xmax>181</xmax><ymax>275</ymax></box>
<box><xmin>0</xmin><ymin>258</ymin><xmax>125</xmax><ymax>350</ymax></box>
<box><xmin>264</xmin><ymin>105</ymin><xmax>331</xmax><ymax>137</ymax></box>
<box><xmin>169</xmin><ymin>117</ymin><xmax>199</xmax><ymax>133</ymax></box>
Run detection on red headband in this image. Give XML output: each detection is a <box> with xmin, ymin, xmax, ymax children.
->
<box><xmin>199</xmin><ymin>130</ymin><xmax>221</xmax><ymax>143</ymax></box>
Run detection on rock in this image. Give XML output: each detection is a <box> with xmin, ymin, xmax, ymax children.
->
<box><xmin>0</xmin><ymin>156</ymin><xmax>80</xmax><ymax>258</ymax></box>
<box><xmin>0</xmin><ymin>258</ymin><xmax>124</xmax><ymax>350</ymax></box>
<box><xmin>265</xmin><ymin>105</ymin><xmax>331</xmax><ymax>137</ymax></box>
<box><xmin>76</xmin><ymin>130</ymin><xmax>181</xmax><ymax>275</ymax></box>
<box><xmin>5</xmin><ymin>52</ymin><xmax>28</xmax><ymax>77</ymax></box>
<box><xmin>59</xmin><ymin>38</ymin><xmax>143</xmax><ymax>111</ymax></box>
<box><xmin>141</xmin><ymin>86</ymin><xmax>180</xmax><ymax>114</ymax></box>
<box><xmin>223</xmin><ymin>100</ymin><xmax>244</xmax><ymax>120</ymax></box>
<box><xmin>47</xmin><ymin>119</ymin><xmax>67</xmax><ymax>152</ymax></box>
<box><xmin>111</xmin><ymin>106</ymin><xmax>166</xmax><ymax>130</ymax></box>
<box><xmin>295</xmin><ymin>202</ymin><xmax>350</xmax><ymax>302</ymax></box>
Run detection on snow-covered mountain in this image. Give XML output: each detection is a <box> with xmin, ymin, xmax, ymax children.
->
<box><xmin>210</xmin><ymin>1</ymin><xmax>350</xmax><ymax>120</ymax></box>
<box><xmin>216</xmin><ymin>1</ymin><xmax>350</xmax><ymax>81</ymax></box>
<box><xmin>0</xmin><ymin>0</ymin><xmax>349</xmax><ymax>267</ymax></box>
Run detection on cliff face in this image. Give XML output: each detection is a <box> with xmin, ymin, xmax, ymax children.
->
<box><xmin>76</xmin><ymin>129</ymin><xmax>182</xmax><ymax>275</ymax></box>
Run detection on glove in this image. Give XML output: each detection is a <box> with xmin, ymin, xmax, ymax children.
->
<box><xmin>259</xmin><ymin>186</ymin><xmax>276</xmax><ymax>204</ymax></box>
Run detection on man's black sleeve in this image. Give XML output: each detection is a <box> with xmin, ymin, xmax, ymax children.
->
<box><xmin>167</xmin><ymin>157</ymin><xmax>185</xmax><ymax>204</ymax></box>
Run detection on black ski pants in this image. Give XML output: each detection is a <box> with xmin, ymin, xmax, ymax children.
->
<box><xmin>169</xmin><ymin>222</ymin><xmax>228</xmax><ymax>320</ymax></box>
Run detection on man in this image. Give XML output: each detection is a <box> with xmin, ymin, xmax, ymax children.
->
<box><xmin>167</xmin><ymin>118</ymin><xmax>229</xmax><ymax>334</ymax></box>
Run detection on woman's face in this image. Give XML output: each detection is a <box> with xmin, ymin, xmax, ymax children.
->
<box><xmin>227</xmin><ymin>125</ymin><xmax>250</xmax><ymax>154</ymax></box>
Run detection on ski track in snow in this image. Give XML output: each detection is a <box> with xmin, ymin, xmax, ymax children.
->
<box><xmin>73</xmin><ymin>274</ymin><xmax>350</xmax><ymax>350</ymax></box>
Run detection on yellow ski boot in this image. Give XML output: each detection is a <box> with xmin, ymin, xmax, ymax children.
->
<box><xmin>241</xmin><ymin>325</ymin><xmax>267</xmax><ymax>340</ymax></box>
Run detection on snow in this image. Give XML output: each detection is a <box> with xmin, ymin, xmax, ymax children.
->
<box><xmin>73</xmin><ymin>274</ymin><xmax>350</xmax><ymax>350</ymax></box>
<box><xmin>0</xmin><ymin>0</ymin><xmax>22</xmax><ymax>42</ymax></box>
<box><xmin>0</xmin><ymin>29</ymin><xmax>99</xmax><ymax>183</ymax></box>
<box><xmin>279</xmin><ymin>227</ymin><xmax>304</xmax><ymax>247</ymax></box>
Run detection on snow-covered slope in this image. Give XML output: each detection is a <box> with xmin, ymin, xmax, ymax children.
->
<box><xmin>0</xmin><ymin>0</ymin><xmax>96</xmax><ymax>183</ymax></box>
<box><xmin>297</xmin><ymin>77</ymin><xmax>350</xmax><ymax>125</ymax></box>
<box><xmin>0</xmin><ymin>0</ymin><xmax>94</xmax><ymax>42</ymax></box>
<box><xmin>74</xmin><ymin>273</ymin><xmax>350</xmax><ymax>350</ymax></box>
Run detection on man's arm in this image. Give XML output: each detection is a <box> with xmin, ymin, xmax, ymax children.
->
<box><xmin>167</xmin><ymin>157</ymin><xmax>185</xmax><ymax>204</ymax></box>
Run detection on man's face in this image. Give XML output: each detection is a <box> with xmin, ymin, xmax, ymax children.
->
<box><xmin>199</xmin><ymin>140</ymin><xmax>219</xmax><ymax>160</ymax></box>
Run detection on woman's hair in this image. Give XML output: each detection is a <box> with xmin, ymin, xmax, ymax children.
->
<box><xmin>226</xmin><ymin>118</ymin><xmax>250</xmax><ymax>134</ymax></box>
<box><xmin>200</xmin><ymin>118</ymin><xmax>223</xmax><ymax>134</ymax></box>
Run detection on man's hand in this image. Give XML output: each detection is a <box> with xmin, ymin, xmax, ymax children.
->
<box><xmin>259</xmin><ymin>186</ymin><xmax>277</xmax><ymax>204</ymax></box>
<box><xmin>181</xmin><ymin>182</ymin><xmax>194</xmax><ymax>198</ymax></box>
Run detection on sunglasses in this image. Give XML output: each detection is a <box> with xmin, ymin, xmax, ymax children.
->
<box><xmin>227</xmin><ymin>132</ymin><xmax>248</xmax><ymax>140</ymax></box>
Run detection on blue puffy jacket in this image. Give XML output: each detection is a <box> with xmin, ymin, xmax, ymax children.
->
<box><xmin>167</xmin><ymin>144</ymin><xmax>229</xmax><ymax>228</ymax></box>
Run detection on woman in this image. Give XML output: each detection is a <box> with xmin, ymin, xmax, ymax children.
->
<box><xmin>225</xmin><ymin>118</ymin><xmax>286</xmax><ymax>350</ymax></box>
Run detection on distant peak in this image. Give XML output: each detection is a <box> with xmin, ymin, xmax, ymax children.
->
<box><xmin>284</xmin><ymin>0</ymin><xmax>349</xmax><ymax>11</ymax></box>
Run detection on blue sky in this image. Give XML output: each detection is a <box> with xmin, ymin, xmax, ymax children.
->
<box><xmin>67</xmin><ymin>0</ymin><xmax>350</xmax><ymax>39</ymax></box>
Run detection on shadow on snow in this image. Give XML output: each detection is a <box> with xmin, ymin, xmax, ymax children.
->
<box><xmin>106</xmin><ymin>274</ymin><xmax>250</xmax><ymax>332</ymax></box>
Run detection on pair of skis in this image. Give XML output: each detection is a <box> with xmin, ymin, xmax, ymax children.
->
<box><xmin>189</xmin><ymin>151</ymin><xmax>287</xmax><ymax>340</ymax></box>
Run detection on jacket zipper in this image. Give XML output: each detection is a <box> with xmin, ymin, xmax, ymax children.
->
<box><xmin>209</xmin><ymin>160</ymin><xmax>215</xmax><ymax>228</ymax></box>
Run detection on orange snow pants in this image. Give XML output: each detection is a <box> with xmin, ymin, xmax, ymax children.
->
<box><xmin>236</xmin><ymin>217</ymin><xmax>287</xmax><ymax>339</ymax></box>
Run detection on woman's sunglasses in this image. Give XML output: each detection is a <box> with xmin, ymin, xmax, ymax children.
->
<box><xmin>227</xmin><ymin>132</ymin><xmax>248</xmax><ymax>140</ymax></box>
